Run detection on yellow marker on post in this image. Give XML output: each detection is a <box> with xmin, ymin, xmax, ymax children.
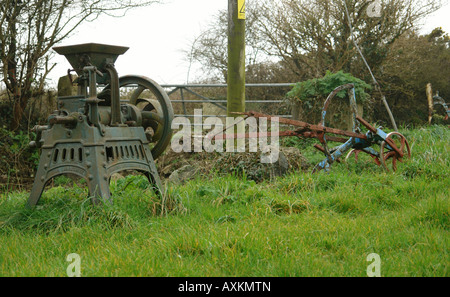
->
<box><xmin>238</xmin><ymin>0</ymin><xmax>245</xmax><ymax>19</ymax></box>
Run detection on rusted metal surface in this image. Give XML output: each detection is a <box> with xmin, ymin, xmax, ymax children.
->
<box><xmin>237</xmin><ymin>111</ymin><xmax>368</xmax><ymax>140</ymax></box>
<box><xmin>48</xmin><ymin>115</ymin><xmax>78</xmax><ymax>125</ymax></box>
<box><xmin>380</xmin><ymin>132</ymin><xmax>411</xmax><ymax>172</ymax></box>
<box><xmin>53</xmin><ymin>43</ymin><xmax>129</xmax><ymax>75</ymax></box>
<box><xmin>220</xmin><ymin>84</ymin><xmax>410</xmax><ymax>174</ymax></box>
<box><xmin>28</xmin><ymin>43</ymin><xmax>173</xmax><ymax>208</ymax></box>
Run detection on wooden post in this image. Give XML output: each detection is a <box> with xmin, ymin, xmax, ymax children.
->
<box><xmin>226</xmin><ymin>0</ymin><xmax>246</xmax><ymax>152</ymax></box>
<box><xmin>426</xmin><ymin>83</ymin><xmax>433</xmax><ymax>125</ymax></box>
<box><xmin>227</xmin><ymin>0</ymin><xmax>245</xmax><ymax>117</ymax></box>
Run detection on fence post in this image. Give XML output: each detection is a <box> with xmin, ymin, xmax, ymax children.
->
<box><xmin>227</xmin><ymin>0</ymin><xmax>246</xmax><ymax>117</ymax></box>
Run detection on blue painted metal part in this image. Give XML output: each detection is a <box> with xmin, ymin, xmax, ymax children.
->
<box><xmin>433</xmin><ymin>94</ymin><xmax>450</xmax><ymax>118</ymax></box>
<box><xmin>315</xmin><ymin>137</ymin><xmax>356</xmax><ymax>172</ymax></box>
<box><xmin>313</xmin><ymin>84</ymin><xmax>398</xmax><ymax>173</ymax></box>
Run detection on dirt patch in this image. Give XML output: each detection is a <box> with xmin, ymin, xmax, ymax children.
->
<box><xmin>156</xmin><ymin>146</ymin><xmax>310</xmax><ymax>183</ymax></box>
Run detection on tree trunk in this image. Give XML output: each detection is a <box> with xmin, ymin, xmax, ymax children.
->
<box><xmin>11</xmin><ymin>95</ymin><xmax>29</xmax><ymax>130</ymax></box>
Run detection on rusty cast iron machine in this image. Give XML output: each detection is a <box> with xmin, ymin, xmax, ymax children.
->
<box><xmin>28</xmin><ymin>43</ymin><xmax>174</xmax><ymax>207</ymax></box>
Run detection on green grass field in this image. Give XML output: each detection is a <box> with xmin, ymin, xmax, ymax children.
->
<box><xmin>0</xmin><ymin>125</ymin><xmax>448</xmax><ymax>277</ymax></box>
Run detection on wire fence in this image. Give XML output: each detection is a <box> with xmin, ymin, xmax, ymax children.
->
<box><xmin>161</xmin><ymin>83</ymin><xmax>295</xmax><ymax>120</ymax></box>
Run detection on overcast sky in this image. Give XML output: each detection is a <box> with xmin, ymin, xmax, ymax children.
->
<box><xmin>48</xmin><ymin>0</ymin><xmax>450</xmax><ymax>88</ymax></box>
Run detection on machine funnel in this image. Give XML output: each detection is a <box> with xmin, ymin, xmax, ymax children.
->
<box><xmin>53</xmin><ymin>43</ymin><xmax>129</xmax><ymax>75</ymax></box>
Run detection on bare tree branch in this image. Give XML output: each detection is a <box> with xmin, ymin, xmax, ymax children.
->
<box><xmin>0</xmin><ymin>0</ymin><xmax>163</xmax><ymax>130</ymax></box>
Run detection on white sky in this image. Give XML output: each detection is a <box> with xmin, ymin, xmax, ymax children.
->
<box><xmin>47</xmin><ymin>0</ymin><xmax>450</xmax><ymax>88</ymax></box>
<box><xmin>49</xmin><ymin>0</ymin><xmax>226</xmax><ymax>87</ymax></box>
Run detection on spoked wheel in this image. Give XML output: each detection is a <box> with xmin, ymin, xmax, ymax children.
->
<box><xmin>118</xmin><ymin>75</ymin><xmax>174</xmax><ymax>160</ymax></box>
<box><xmin>380</xmin><ymin>132</ymin><xmax>411</xmax><ymax>172</ymax></box>
<box><xmin>345</xmin><ymin>148</ymin><xmax>382</xmax><ymax>166</ymax></box>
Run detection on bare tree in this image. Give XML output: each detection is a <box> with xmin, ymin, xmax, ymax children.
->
<box><xmin>0</xmin><ymin>0</ymin><xmax>163</xmax><ymax>130</ymax></box>
<box><xmin>187</xmin><ymin>0</ymin><xmax>442</xmax><ymax>83</ymax></box>
<box><xmin>254</xmin><ymin>0</ymin><xmax>442</xmax><ymax>80</ymax></box>
<box><xmin>185</xmin><ymin>1</ymin><xmax>263</xmax><ymax>83</ymax></box>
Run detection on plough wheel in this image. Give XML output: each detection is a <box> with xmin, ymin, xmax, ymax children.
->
<box><xmin>380</xmin><ymin>132</ymin><xmax>411</xmax><ymax>172</ymax></box>
<box><xmin>345</xmin><ymin>149</ymin><xmax>382</xmax><ymax>166</ymax></box>
<box><xmin>345</xmin><ymin>149</ymin><xmax>359</xmax><ymax>162</ymax></box>
<box><xmin>119</xmin><ymin>75</ymin><xmax>174</xmax><ymax>160</ymax></box>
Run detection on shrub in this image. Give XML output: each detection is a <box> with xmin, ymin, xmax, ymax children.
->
<box><xmin>287</xmin><ymin>71</ymin><xmax>372</xmax><ymax>126</ymax></box>
<box><xmin>287</xmin><ymin>71</ymin><xmax>372</xmax><ymax>104</ymax></box>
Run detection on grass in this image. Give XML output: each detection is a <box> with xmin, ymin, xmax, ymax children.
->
<box><xmin>0</xmin><ymin>125</ymin><xmax>448</xmax><ymax>277</ymax></box>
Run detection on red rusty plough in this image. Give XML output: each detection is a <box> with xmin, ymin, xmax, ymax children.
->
<box><xmin>215</xmin><ymin>84</ymin><xmax>411</xmax><ymax>173</ymax></box>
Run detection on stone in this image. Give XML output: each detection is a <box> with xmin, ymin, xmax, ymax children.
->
<box><xmin>168</xmin><ymin>165</ymin><xmax>198</xmax><ymax>185</ymax></box>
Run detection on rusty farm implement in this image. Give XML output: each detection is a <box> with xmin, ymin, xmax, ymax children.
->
<box><xmin>218</xmin><ymin>83</ymin><xmax>411</xmax><ymax>173</ymax></box>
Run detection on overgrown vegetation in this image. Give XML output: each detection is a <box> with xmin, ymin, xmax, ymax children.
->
<box><xmin>0</xmin><ymin>127</ymin><xmax>39</xmax><ymax>188</ymax></box>
<box><xmin>287</xmin><ymin>71</ymin><xmax>372</xmax><ymax>103</ymax></box>
<box><xmin>0</xmin><ymin>0</ymin><xmax>448</xmax><ymax>278</ymax></box>
<box><xmin>0</xmin><ymin>125</ymin><xmax>448</xmax><ymax>276</ymax></box>
<box><xmin>287</xmin><ymin>71</ymin><xmax>372</xmax><ymax>124</ymax></box>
